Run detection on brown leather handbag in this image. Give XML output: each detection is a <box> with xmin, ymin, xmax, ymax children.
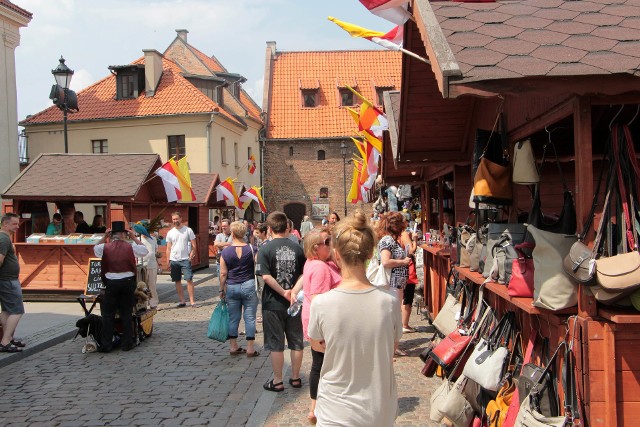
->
<box><xmin>473</xmin><ymin>157</ymin><xmax>513</xmax><ymax>206</ymax></box>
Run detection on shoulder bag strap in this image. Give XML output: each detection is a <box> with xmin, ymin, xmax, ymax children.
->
<box><xmin>579</xmin><ymin>140</ymin><xmax>609</xmax><ymax>241</ymax></box>
<box><xmin>612</xmin><ymin>125</ymin><xmax>635</xmax><ymax>250</ymax></box>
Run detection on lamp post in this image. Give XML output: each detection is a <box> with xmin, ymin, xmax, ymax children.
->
<box><xmin>51</xmin><ymin>57</ymin><xmax>74</xmax><ymax>153</ymax></box>
<box><xmin>340</xmin><ymin>141</ymin><xmax>348</xmax><ymax>217</ymax></box>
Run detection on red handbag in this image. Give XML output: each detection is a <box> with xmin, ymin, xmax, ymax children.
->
<box><xmin>503</xmin><ymin>330</ymin><xmax>536</xmax><ymax>427</ymax></box>
<box><xmin>429</xmin><ymin>329</ymin><xmax>472</xmax><ymax>368</ymax></box>
<box><xmin>507</xmin><ymin>243</ymin><xmax>535</xmax><ymax>298</ymax></box>
<box><xmin>408</xmin><ymin>257</ymin><xmax>419</xmax><ymax>284</ymax></box>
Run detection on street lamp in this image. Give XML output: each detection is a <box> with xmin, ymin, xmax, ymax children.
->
<box><xmin>340</xmin><ymin>141</ymin><xmax>348</xmax><ymax>217</ymax></box>
<box><xmin>50</xmin><ymin>56</ymin><xmax>78</xmax><ymax>153</ymax></box>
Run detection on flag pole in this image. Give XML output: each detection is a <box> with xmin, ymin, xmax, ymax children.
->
<box><xmin>399</xmin><ymin>47</ymin><xmax>430</xmax><ymax>64</ymax></box>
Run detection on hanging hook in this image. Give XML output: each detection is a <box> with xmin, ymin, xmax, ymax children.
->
<box><xmin>609</xmin><ymin>104</ymin><xmax>625</xmax><ymax>130</ymax></box>
<box><xmin>628</xmin><ymin>105</ymin><xmax>640</xmax><ymax>126</ymax></box>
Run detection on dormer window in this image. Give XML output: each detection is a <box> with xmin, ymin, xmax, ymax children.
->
<box><xmin>339</xmin><ymin>89</ymin><xmax>354</xmax><ymax>107</ymax></box>
<box><xmin>232</xmin><ymin>82</ymin><xmax>240</xmax><ymax>98</ymax></box>
<box><xmin>302</xmin><ymin>90</ymin><xmax>318</xmax><ymax>108</ymax></box>
<box><xmin>109</xmin><ymin>65</ymin><xmax>145</xmax><ymax>100</ymax></box>
<box><xmin>216</xmin><ymin>85</ymin><xmax>224</xmax><ymax>106</ymax></box>
<box><xmin>376</xmin><ymin>86</ymin><xmax>394</xmax><ymax>106</ymax></box>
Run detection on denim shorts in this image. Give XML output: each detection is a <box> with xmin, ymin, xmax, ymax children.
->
<box><xmin>0</xmin><ymin>279</ymin><xmax>25</xmax><ymax>314</ymax></box>
<box><xmin>170</xmin><ymin>259</ymin><xmax>193</xmax><ymax>282</ymax></box>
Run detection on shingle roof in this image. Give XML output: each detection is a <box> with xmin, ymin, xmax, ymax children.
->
<box><xmin>0</xmin><ymin>0</ymin><xmax>32</xmax><ymax>18</ymax></box>
<box><xmin>429</xmin><ymin>0</ymin><xmax>640</xmax><ymax>84</ymax></box>
<box><xmin>190</xmin><ymin>173</ymin><xmax>228</xmax><ymax>207</ymax></box>
<box><xmin>266</xmin><ymin>50</ymin><xmax>401</xmax><ymax>139</ymax></box>
<box><xmin>2</xmin><ymin>154</ymin><xmax>163</xmax><ymax>202</ymax></box>
<box><xmin>19</xmin><ymin>57</ymin><xmax>241</xmax><ymax>126</ymax></box>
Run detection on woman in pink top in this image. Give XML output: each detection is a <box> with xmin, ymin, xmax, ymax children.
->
<box><xmin>294</xmin><ymin>227</ymin><xmax>341</xmax><ymax>424</ymax></box>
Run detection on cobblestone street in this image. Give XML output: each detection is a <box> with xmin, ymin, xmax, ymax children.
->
<box><xmin>0</xmin><ymin>271</ymin><xmax>440</xmax><ymax>426</ymax></box>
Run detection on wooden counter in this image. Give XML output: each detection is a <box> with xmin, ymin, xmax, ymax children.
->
<box><xmin>15</xmin><ymin>243</ymin><xmax>96</xmax><ymax>294</ymax></box>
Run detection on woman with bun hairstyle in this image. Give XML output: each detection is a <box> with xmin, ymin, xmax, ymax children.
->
<box><xmin>308</xmin><ymin>211</ymin><xmax>402</xmax><ymax>427</ymax></box>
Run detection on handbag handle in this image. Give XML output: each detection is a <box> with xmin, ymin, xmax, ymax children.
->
<box><xmin>612</xmin><ymin>125</ymin><xmax>636</xmax><ymax>250</ymax></box>
<box><xmin>538</xmin><ymin>137</ymin><xmax>569</xmax><ymax>193</ymax></box>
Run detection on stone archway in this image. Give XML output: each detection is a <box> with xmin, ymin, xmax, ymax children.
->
<box><xmin>283</xmin><ymin>202</ymin><xmax>306</xmax><ymax>232</ymax></box>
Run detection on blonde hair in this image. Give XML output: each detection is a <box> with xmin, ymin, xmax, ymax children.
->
<box><xmin>303</xmin><ymin>227</ymin><xmax>329</xmax><ymax>259</ymax></box>
<box><xmin>332</xmin><ymin>210</ymin><xmax>376</xmax><ymax>266</ymax></box>
<box><xmin>229</xmin><ymin>221</ymin><xmax>246</xmax><ymax>239</ymax></box>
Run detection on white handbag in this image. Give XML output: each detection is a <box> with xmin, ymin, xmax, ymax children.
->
<box><xmin>429</xmin><ymin>379</ymin><xmax>452</xmax><ymax>422</ymax></box>
<box><xmin>462</xmin><ymin>338</ymin><xmax>509</xmax><ymax>391</ymax></box>
<box><xmin>513</xmin><ymin>139</ymin><xmax>540</xmax><ymax>184</ymax></box>
<box><xmin>439</xmin><ymin>375</ymin><xmax>476</xmax><ymax>427</ymax></box>
<box><xmin>366</xmin><ymin>252</ymin><xmax>391</xmax><ymax>289</ymax></box>
<box><xmin>432</xmin><ymin>294</ymin><xmax>461</xmax><ymax>336</ymax></box>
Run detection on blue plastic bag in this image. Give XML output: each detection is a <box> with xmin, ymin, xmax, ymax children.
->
<box><xmin>207</xmin><ymin>299</ymin><xmax>229</xmax><ymax>342</ymax></box>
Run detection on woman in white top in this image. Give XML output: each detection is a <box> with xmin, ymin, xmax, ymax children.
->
<box><xmin>308</xmin><ymin>210</ymin><xmax>402</xmax><ymax>427</ymax></box>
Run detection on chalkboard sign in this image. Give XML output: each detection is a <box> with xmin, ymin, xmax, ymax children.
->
<box><xmin>85</xmin><ymin>258</ymin><xmax>105</xmax><ymax>296</ymax></box>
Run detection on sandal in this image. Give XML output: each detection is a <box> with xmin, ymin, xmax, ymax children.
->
<box><xmin>263</xmin><ymin>379</ymin><xmax>284</xmax><ymax>392</ymax></box>
<box><xmin>229</xmin><ymin>347</ymin><xmax>246</xmax><ymax>355</ymax></box>
<box><xmin>394</xmin><ymin>349</ymin><xmax>408</xmax><ymax>357</ymax></box>
<box><xmin>246</xmin><ymin>351</ymin><xmax>260</xmax><ymax>358</ymax></box>
<box><xmin>0</xmin><ymin>343</ymin><xmax>23</xmax><ymax>353</ymax></box>
<box><xmin>11</xmin><ymin>339</ymin><xmax>26</xmax><ymax>348</ymax></box>
<box><xmin>289</xmin><ymin>378</ymin><xmax>303</xmax><ymax>388</ymax></box>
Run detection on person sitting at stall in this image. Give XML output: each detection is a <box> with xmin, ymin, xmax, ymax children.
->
<box><xmin>89</xmin><ymin>215</ymin><xmax>107</xmax><ymax>233</ymax></box>
<box><xmin>46</xmin><ymin>213</ymin><xmax>63</xmax><ymax>236</ymax></box>
<box><xmin>74</xmin><ymin>211</ymin><xmax>91</xmax><ymax>234</ymax></box>
<box><xmin>93</xmin><ymin>221</ymin><xmax>148</xmax><ymax>352</ymax></box>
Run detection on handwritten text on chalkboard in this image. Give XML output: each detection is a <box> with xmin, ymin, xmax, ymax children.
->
<box><xmin>85</xmin><ymin>258</ymin><xmax>105</xmax><ymax>295</ymax></box>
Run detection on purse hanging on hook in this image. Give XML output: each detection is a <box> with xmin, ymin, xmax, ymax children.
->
<box><xmin>473</xmin><ymin>112</ymin><xmax>513</xmax><ymax>206</ymax></box>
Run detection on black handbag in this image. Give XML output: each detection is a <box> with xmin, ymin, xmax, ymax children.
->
<box><xmin>517</xmin><ymin>337</ymin><xmax>560</xmax><ymax>417</ymax></box>
<box><xmin>527</xmin><ymin>140</ymin><xmax>577</xmax><ymax>235</ymax></box>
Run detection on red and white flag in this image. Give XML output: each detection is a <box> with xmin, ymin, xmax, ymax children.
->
<box><xmin>359</xmin><ymin>0</ymin><xmax>411</xmax><ymax>25</ymax></box>
<box><xmin>239</xmin><ymin>186</ymin><xmax>267</xmax><ymax>213</ymax></box>
<box><xmin>216</xmin><ymin>177</ymin><xmax>241</xmax><ymax>208</ymax></box>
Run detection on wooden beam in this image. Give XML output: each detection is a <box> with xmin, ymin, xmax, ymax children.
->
<box><xmin>574</xmin><ymin>96</ymin><xmax>598</xmax><ymax>318</ymax></box>
<box><xmin>603</xmin><ymin>322</ymin><xmax>618</xmax><ymax>427</ymax></box>
<box><xmin>509</xmin><ymin>96</ymin><xmax>574</xmax><ymax>142</ymax></box>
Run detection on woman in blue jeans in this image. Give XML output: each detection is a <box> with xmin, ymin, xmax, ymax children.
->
<box><xmin>219</xmin><ymin>221</ymin><xmax>259</xmax><ymax>357</ymax></box>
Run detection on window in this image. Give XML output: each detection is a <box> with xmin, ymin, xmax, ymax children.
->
<box><xmin>320</xmin><ymin>187</ymin><xmax>328</xmax><ymax>198</ymax></box>
<box><xmin>376</xmin><ymin>87</ymin><xmax>393</xmax><ymax>106</ymax></box>
<box><xmin>339</xmin><ymin>89</ymin><xmax>354</xmax><ymax>107</ymax></box>
<box><xmin>248</xmin><ymin>146</ymin><xmax>252</xmax><ymax>159</ymax></box>
<box><xmin>221</xmin><ymin>137</ymin><xmax>227</xmax><ymax>164</ymax></box>
<box><xmin>302</xmin><ymin>89</ymin><xmax>318</xmax><ymax>108</ymax></box>
<box><xmin>168</xmin><ymin>135</ymin><xmax>186</xmax><ymax>160</ymax></box>
<box><xmin>92</xmin><ymin>139</ymin><xmax>108</xmax><ymax>154</ymax></box>
<box><xmin>317</xmin><ymin>150</ymin><xmax>325</xmax><ymax>160</ymax></box>
<box><xmin>289</xmin><ymin>146</ymin><xmax>294</xmax><ymax>157</ymax></box>
<box><xmin>118</xmin><ymin>74</ymin><xmax>136</xmax><ymax>99</ymax></box>
<box><xmin>216</xmin><ymin>86</ymin><xmax>224</xmax><ymax>106</ymax></box>
<box><xmin>94</xmin><ymin>205</ymin><xmax>106</xmax><ymax>218</ymax></box>
<box><xmin>234</xmin><ymin>142</ymin><xmax>239</xmax><ymax>167</ymax></box>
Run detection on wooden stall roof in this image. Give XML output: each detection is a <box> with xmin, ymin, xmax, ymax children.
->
<box><xmin>416</xmin><ymin>0</ymin><xmax>640</xmax><ymax>98</ymax></box>
<box><xmin>1</xmin><ymin>153</ymin><xmax>166</xmax><ymax>203</ymax></box>
<box><xmin>190</xmin><ymin>173</ymin><xmax>227</xmax><ymax>208</ymax></box>
<box><xmin>390</xmin><ymin>0</ymin><xmax>640</xmax><ymax>172</ymax></box>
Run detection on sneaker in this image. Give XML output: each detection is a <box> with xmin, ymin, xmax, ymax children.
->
<box><xmin>176</xmin><ymin>302</ymin><xmax>186</xmax><ymax>308</ymax></box>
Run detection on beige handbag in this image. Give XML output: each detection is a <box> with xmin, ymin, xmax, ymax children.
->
<box><xmin>433</xmin><ymin>294</ymin><xmax>462</xmax><ymax>336</ymax></box>
<box><xmin>527</xmin><ymin>225</ymin><xmax>578</xmax><ymax>311</ymax></box>
<box><xmin>595</xmin><ymin>251</ymin><xmax>640</xmax><ymax>293</ymax></box>
<box><xmin>439</xmin><ymin>375</ymin><xmax>475</xmax><ymax>427</ymax></box>
<box><xmin>430</xmin><ymin>379</ymin><xmax>452</xmax><ymax>422</ymax></box>
<box><xmin>513</xmin><ymin>139</ymin><xmax>539</xmax><ymax>185</ymax></box>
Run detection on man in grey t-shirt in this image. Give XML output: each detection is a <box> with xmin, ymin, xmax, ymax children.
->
<box><xmin>0</xmin><ymin>213</ymin><xmax>25</xmax><ymax>353</ymax></box>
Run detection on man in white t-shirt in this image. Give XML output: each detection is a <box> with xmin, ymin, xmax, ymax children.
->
<box><xmin>166</xmin><ymin>212</ymin><xmax>197</xmax><ymax>308</ymax></box>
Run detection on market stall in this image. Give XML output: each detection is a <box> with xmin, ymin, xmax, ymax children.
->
<box><xmin>1</xmin><ymin>153</ymin><xmax>224</xmax><ymax>299</ymax></box>
<box><xmin>383</xmin><ymin>2</ymin><xmax>640</xmax><ymax>425</ymax></box>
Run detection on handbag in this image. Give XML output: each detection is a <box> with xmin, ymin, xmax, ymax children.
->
<box><xmin>507</xmin><ymin>243</ymin><xmax>535</xmax><ymax>297</ymax></box>
<box><xmin>440</xmin><ymin>375</ymin><xmax>476</xmax><ymax>427</ymax></box>
<box><xmin>421</xmin><ymin>357</ymin><xmax>438</xmax><ymax>377</ymax></box>
<box><xmin>527</xmin><ymin>141</ymin><xmax>577</xmax><ymax>236</ymax></box>
<box><xmin>433</xmin><ymin>294</ymin><xmax>463</xmax><ymax>337</ymax></box>
<box><xmin>473</xmin><ymin>118</ymin><xmax>513</xmax><ymax>206</ymax></box>
<box><xmin>458</xmin><ymin>225</ymin><xmax>474</xmax><ymax>268</ymax></box>
<box><xmin>504</xmin><ymin>330</ymin><xmax>536</xmax><ymax>427</ymax></box>
<box><xmin>430</xmin><ymin>379</ymin><xmax>453</xmax><ymax>422</ymax></box>
<box><xmin>486</xmin><ymin>379</ymin><xmax>517</xmax><ymax>427</ymax></box>
<box><xmin>207</xmin><ymin>298</ymin><xmax>229</xmax><ymax>342</ymax></box>
<box><xmin>483</xmin><ymin>223</ymin><xmax>527</xmax><ymax>279</ymax></box>
<box><xmin>527</xmin><ymin>225</ymin><xmax>577</xmax><ymax>311</ymax></box>
<box><xmin>595</xmin><ymin>251</ymin><xmax>640</xmax><ymax>293</ymax></box>
<box><xmin>517</xmin><ymin>338</ymin><xmax>559</xmax><ymax>417</ymax></box>
<box><xmin>463</xmin><ymin>311</ymin><xmax>515</xmax><ymax>392</ymax></box>
<box><xmin>512</xmin><ymin>139</ymin><xmax>539</xmax><ymax>185</ymax></box>
<box><xmin>366</xmin><ymin>249</ymin><xmax>391</xmax><ymax>288</ymax></box>
<box><xmin>468</xmin><ymin>232</ymin><xmax>482</xmax><ymax>272</ymax></box>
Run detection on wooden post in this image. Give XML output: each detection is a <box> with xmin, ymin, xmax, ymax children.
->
<box><xmin>574</xmin><ymin>96</ymin><xmax>598</xmax><ymax>318</ymax></box>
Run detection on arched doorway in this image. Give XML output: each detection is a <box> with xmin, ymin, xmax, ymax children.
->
<box><xmin>284</xmin><ymin>202</ymin><xmax>306</xmax><ymax>232</ymax></box>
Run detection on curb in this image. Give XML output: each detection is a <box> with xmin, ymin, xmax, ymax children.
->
<box><xmin>0</xmin><ymin>271</ymin><xmax>217</xmax><ymax>368</ymax></box>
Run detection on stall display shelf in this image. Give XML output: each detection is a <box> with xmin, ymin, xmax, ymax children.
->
<box><xmin>597</xmin><ymin>307</ymin><xmax>640</xmax><ymax>324</ymax></box>
<box><xmin>455</xmin><ymin>266</ymin><xmax>578</xmax><ymax>316</ymax></box>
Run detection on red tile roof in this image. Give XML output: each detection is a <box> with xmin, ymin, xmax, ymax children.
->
<box><xmin>0</xmin><ymin>0</ymin><xmax>32</xmax><ymax>18</ymax></box>
<box><xmin>429</xmin><ymin>0</ymin><xmax>640</xmax><ymax>84</ymax></box>
<box><xmin>20</xmin><ymin>57</ymin><xmax>241</xmax><ymax>126</ymax></box>
<box><xmin>266</xmin><ymin>50</ymin><xmax>401</xmax><ymax>139</ymax></box>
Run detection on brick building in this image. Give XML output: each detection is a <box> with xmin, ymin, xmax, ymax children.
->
<box><xmin>261</xmin><ymin>42</ymin><xmax>401</xmax><ymax>228</ymax></box>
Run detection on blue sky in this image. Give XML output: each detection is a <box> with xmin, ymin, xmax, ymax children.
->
<box><xmin>15</xmin><ymin>0</ymin><xmax>394</xmax><ymax>121</ymax></box>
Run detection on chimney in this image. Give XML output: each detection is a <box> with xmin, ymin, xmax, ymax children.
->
<box><xmin>176</xmin><ymin>29</ymin><xmax>188</xmax><ymax>43</ymax></box>
<box><xmin>262</xmin><ymin>41</ymin><xmax>277</xmax><ymax>113</ymax></box>
<box><xmin>143</xmin><ymin>49</ymin><xmax>163</xmax><ymax>97</ymax></box>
